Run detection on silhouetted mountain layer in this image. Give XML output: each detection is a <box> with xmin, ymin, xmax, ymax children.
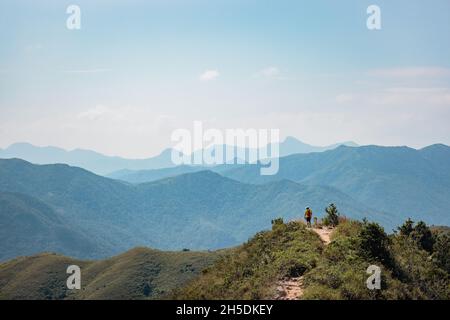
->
<box><xmin>220</xmin><ymin>144</ymin><xmax>450</xmax><ymax>227</ymax></box>
<box><xmin>0</xmin><ymin>137</ymin><xmax>357</xmax><ymax>175</ymax></box>
<box><xmin>0</xmin><ymin>158</ymin><xmax>381</xmax><ymax>260</ymax></box>
<box><xmin>0</xmin><ymin>143</ymin><xmax>176</xmax><ymax>175</ymax></box>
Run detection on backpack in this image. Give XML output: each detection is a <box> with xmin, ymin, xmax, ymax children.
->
<box><xmin>305</xmin><ymin>209</ymin><xmax>312</xmax><ymax>218</ymax></box>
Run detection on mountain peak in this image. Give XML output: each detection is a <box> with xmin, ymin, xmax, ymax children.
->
<box><xmin>282</xmin><ymin>136</ymin><xmax>308</xmax><ymax>145</ymax></box>
<box><xmin>6</xmin><ymin>142</ymin><xmax>65</xmax><ymax>152</ymax></box>
<box><xmin>339</xmin><ymin>141</ymin><xmax>358</xmax><ymax>147</ymax></box>
<box><xmin>282</xmin><ymin>136</ymin><xmax>298</xmax><ymax>143</ymax></box>
<box><xmin>159</xmin><ymin>148</ymin><xmax>175</xmax><ymax>157</ymax></box>
<box><xmin>6</xmin><ymin>142</ymin><xmax>37</xmax><ymax>150</ymax></box>
<box><xmin>420</xmin><ymin>143</ymin><xmax>450</xmax><ymax>151</ymax></box>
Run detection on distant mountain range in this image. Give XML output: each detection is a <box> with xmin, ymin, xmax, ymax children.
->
<box><xmin>0</xmin><ymin>143</ymin><xmax>449</xmax><ymax>262</ymax></box>
<box><xmin>107</xmin><ymin>144</ymin><xmax>450</xmax><ymax>228</ymax></box>
<box><xmin>107</xmin><ymin>163</ymin><xmax>239</xmax><ymax>183</ymax></box>
<box><xmin>220</xmin><ymin>144</ymin><xmax>450</xmax><ymax>227</ymax></box>
<box><xmin>276</xmin><ymin>137</ymin><xmax>358</xmax><ymax>155</ymax></box>
<box><xmin>0</xmin><ymin>138</ymin><xmax>357</xmax><ymax>175</ymax></box>
<box><xmin>0</xmin><ymin>158</ymin><xmax>383</xmax><ymax>261</ymax></box>
<box><xmin>0</xmin><ymin>143</ymin><xmax>176</xmax><ymax>176</ymax></box>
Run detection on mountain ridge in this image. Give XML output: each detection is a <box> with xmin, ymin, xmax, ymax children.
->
<box><xmin>0</xmin><ymin>137</ymin><xmax>358</xmax><ymax>175</ymax></box>
<box><xmin>220</xmin><ymin>144</ymin><xmax>450</xmax><ymax>227</ymax></box>
<box><xmin>1</xmin><ymin>143</ymin><xmax>449</xmax><ymax>260</ymax></box>
<box><xmin>0</xmin><ymin>158</ymin><xmax>382</xmax><ymax>260</ymax></box>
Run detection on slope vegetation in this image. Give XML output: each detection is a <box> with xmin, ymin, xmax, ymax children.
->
<box><xmin>173</xmin><ymin>221</ymin><xmax>324</xmax><ymax>299</ymax></box>
<box><xmin>175</xmin><ymin>219</ymin><xmax>450</xmax><ymax>300</ymax></box>
<box><xmin>0</xmin><ymin>248</ymin><xmax>218</xmax><ymax>300</ymax></box>
<box><xmin>0</xmin><ymin>218</ymin><xmax>448</xmax><ymax>300</ymax></box>
<box><xmin>0</xmin><ymin>192</ymin><xmax>101</xmax><ymax>261</ymax></box>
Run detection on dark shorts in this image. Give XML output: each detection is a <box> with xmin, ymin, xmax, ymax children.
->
<box><xmin>306</xmin><ymin>217</ymin><xmax>311</xmax><ymax>222</ymax></box>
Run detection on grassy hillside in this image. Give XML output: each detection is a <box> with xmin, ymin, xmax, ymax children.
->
<box><xmin>302</xmin><ymin>220</ymin><xmax>449</xmax><ymax>299</ymax></box>
<box><xmin>0</xmin><ymin>158</ymin><xmax>380</xmax><ymax>260</ymax></box>
<box><xmin>1</xmin><ymin>218</ymin><xmax>448</xmax><ymax>300</ymax></box>
<box><xmin>0</xmin><ymin>248</ymin><xmax>219</xmax><ymax>300</ymax></box>
<box><xmin>173</xmin><ymin>221</ymin><xmax>324</xmax><ymax>299</ymax></box>
<box><xmin>175</xmin><ymin>219</ymin><xmax>450</xmax><ymax>300</ymax></box>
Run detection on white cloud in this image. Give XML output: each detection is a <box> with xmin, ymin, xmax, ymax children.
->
<box><xmin>259</xmin><ymin>66</ymin><xmax>280</xmax><ymax>77</ymax></box>
<box><xmin>255</xmin><ymin>66</ymin><xmax>285</xmax><ymax>80</ymax></box>
<box><xmin>77</xmin><ymin>105</ymin><xmax>116</xmax><ymax>120</ymax></box>
<box><xmin>199</xmin><ymin>69</ymin><xmax>219</xmax><ymax>81</ymax></box>
<box><xmin>369</xmin><ymin>67</ymin><xmax>450</xmax><ymax>78</ymax></box>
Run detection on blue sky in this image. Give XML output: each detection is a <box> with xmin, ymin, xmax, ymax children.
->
<box><xmin>1</xmin><ymin>0</ymin><xmax>450</xmax><ymax>157</ymax></box>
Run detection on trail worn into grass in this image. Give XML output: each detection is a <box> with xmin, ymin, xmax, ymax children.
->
<box><xmin>276</xmin><ymin>276</ymin><xmax>304</xmax><ymax>300</ymax></box>
<box><xmin>275</xmin><ymin>227</ymin><xmax>333</xmax><ymax>300</ymax></box>
<box><xmin>313</xmin><ymin>227</ymin><xmax>332</xmax><ymax>245</ymax></box>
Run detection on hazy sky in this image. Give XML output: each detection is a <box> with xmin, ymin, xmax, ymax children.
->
<box><xmin>1</xmin><ymin>0</ymin><xmax>450</xmax><ymax>158</ymax></box>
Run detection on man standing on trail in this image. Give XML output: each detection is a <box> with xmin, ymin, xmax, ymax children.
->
<box><xmin>304</xmin><ymin>207</ymin><xmax>312</xmax><ymax>227</ymax></box>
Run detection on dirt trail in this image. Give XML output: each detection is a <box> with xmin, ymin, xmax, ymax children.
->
<box><xmin>313</xmin><ymin>227</ymin><xmax>332</xmax><ymax>245</ymax></box>
<box><xmin>276</xmin><ymin>276</ymin><xmax>304</xmax><ymax>300</ymax></box>
<box><xmin>275</xmin><ymin>227</ymin><xmax>333</xmax><ymax>300</ymax></box>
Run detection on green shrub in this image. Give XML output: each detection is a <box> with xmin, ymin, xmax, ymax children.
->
<box><xmin>390</xmin><ymin>235</ymin><xmax>450</xmax><ymax>299</ymax></box>
<box><xmin>357</xmin><ymin>220</ymin><xmax>392</xmax><ymax>265</ymax></box>
<box><xmin>323</xmin><ymin>203</ymin><xmax>340</xmax><ymax>227</ymax></box>
<box><xmin>271</xmin><ymin>218</ymin><xmax>284</xmax><ymax>230</ymax></box>
<box><xmin>433</xmin><ymin>233</ymin><xmax>450</xmax><ymax>273</ymax></box>
<box><xmin>398</xmin><ymin>219</ymin><xmax>435</xmax><ymax>253</ymax></box>
<box><xmin>410</xmin><ymin>221</ymin><xmax>435</xmax><ymax>253</ymax></box>
<box><xmin>398</xmin><ymin>218</ymin><xmax>414</xmax><ymax>236</ymax></box>
<box><xmin>302</xmin><ymin>219</ymin><xmax>449</xmax><ymax>300</ymax></box>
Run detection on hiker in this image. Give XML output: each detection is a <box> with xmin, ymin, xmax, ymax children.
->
<box><xmin>304</xmin><ymin>207</ymin><xmax>312</xmax><ymax>227</ymax></box>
